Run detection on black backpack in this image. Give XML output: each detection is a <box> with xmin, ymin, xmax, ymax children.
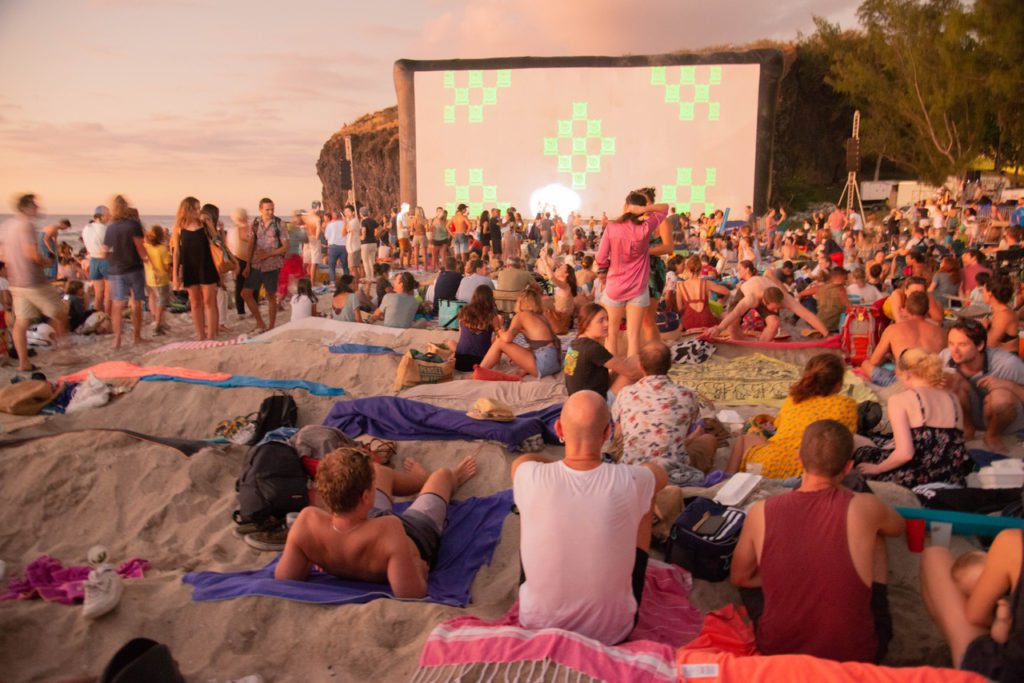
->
<box><xmin>252</xmin><ymin>394</ymin><xmax>298</xmax><ymax>444</ymax></box>
<box><xmin>234</xmin><ymin>440</ymin><xmax>308</xmax><ymax>526</ymax></box>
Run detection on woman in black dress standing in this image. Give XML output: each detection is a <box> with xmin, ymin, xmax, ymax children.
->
<box><xmin>171</xmin><ymin>196</ymin><xmax>220</xmax><ymax>340</ymax></box>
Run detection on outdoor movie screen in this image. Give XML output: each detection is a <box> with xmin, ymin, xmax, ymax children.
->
<box><xmin>396</xmin><ymin>52</ymin><xmax>783</xmax><ymax>220</ymax></box>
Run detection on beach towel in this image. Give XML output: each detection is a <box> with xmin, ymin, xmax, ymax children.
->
<box><xmin>399</xmin><ymin>378</ymin><xmax>567</xmax><ymax>414</ymax></box>
<box><xmin>1</xmin><ymin>555</ymin><xmax>150</xmax><ymax>604</ymax></box>
<box><xmin>328</xmin><ymin>343</ymin><xmax>399</xmax><ymax>355</ymax></box>
<box><xmin>138</xmin><ymin>374</ymin><xmax>346</xmax><ymax>397</ymax></box>
<box><xmin>411</xmin><ymin>561</ymin><xmax>702</xmax><ymax>683</ymax></box>
<box><xmin>676</xmin><ymin>605</ymin><xmax>985</xmax><ymax>682</ymax></box>
<box><xmin>59</xmin><ymin>361</ymin><xmax>231</xmax><ymax>384</ymax></box>
<box><xmin>324</xmin><ymin>397</ymin><xmax>560</xmax><ymax>450</ymax></box>
<box><xmin>183</xmin><ymin>490</ymin><xmax>512</xmax><ymax>607</ymax></box>
<box><xmin>0</xmin><ymin>428</ymin><xmax>215</xmax><ymax>456</ymax></box>
<box><xmin>668</xmin><ymin>353</ymin><xmax>875</xmax><ymax>407</ymax></box>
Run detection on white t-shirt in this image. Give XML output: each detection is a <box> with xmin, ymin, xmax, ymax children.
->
<box><xmin>290</xmin><ymin>294</ymin><xmax>314</xmax><ymax>320</ymax></box>
<box><xmin>846</xmin><ymin>282</ymin><xmax>882</xmax><ymax>305</ymax></box>
<box><xmin>849</xmin><ymin>212</ymin><xmax>864</xmax><ymax>232</ymax></box>
<box><xmin>346</xmin><ymin>218</ymin><xmax>360</xmax><ymax>251</ymax></box>
<box><xmin>455</xmin><ymin>273</ymin><xmax>495</xmax><ymax>302</ymax></box>
<box><xmin>324</xmin><ymin>220</ymin><xmax>345</xmax><ymax>247</ymax></box>
<box><xmin>82</xmin><ymin>220</ymin><xmax>107</xmax><ymax>258</ymax></box>
<box><xmin>514</xmin><ymin>460</ymin><xmax>654</xmax><ymax>645</ymax></box>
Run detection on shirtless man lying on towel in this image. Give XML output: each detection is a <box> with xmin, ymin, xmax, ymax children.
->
<box><xmin>274</xmin><ymin>448</ymin><xmax>477</xmax><ymax>598</ymax></box>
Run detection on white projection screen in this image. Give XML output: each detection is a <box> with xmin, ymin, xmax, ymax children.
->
<box><xmin>395</xmin><ymin>52</ymin><xmax>783</xmax><ymax>219</ymax></box>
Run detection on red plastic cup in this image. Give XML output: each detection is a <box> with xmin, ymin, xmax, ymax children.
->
<box><xmin>906</xmin><ymin>519</ymin><xmax>925</xmax><ymax>553</ymax></box>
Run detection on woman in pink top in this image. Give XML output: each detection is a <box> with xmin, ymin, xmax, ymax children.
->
<box><xmin>595</xmin><ymin>191</ymin><xmax>668</xmax><ymax>358</ymax></box>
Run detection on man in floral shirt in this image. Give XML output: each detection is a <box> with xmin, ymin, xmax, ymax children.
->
<box><xmin>611</xmin><ymin>341</ymin><xmax>719</xmax><ymax>485</ymax></box>
<box><xmin>241</xmin><ymin>197</ymin><xmax>289</xmax><ymax>332</ymax></box>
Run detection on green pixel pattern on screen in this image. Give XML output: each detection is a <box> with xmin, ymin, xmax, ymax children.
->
<box><xmin>662</xmin><ymin>167</ymin><xmax>717</xmax><ymax>214</ymax></box>
<box><xmin>443</xmin><ymin>70</ymin><xmax>512</xmax><ymax>124</ymax></box>
<box><xmin>650</xmin><ymin>66</ymin><xmax>722</xmax><ymax>121</ymax></box>
<box><xmin>443</xmin><ymin>167</ymin><xmax>511</xmax><ymax>217</ymax></box>
<box><xmin>542</xmin><ymin>102</ymin><xmax>616</xmax><ymax>190</ymax></box>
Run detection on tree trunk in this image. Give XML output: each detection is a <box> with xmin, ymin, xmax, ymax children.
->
<box><xmin>874</xmin><ymin>154</ymin><xmax>883</xmax><ymax>181</ymax></box>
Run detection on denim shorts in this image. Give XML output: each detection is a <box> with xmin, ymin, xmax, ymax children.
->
<box><xmin>109</xmin><ymin>270</ymin><xmax>146</xmax><ymax>302</ymax></box>
<box><xmin>534</xmin><ymin>345</ymin><xmax>561</xmax><ymax>377</ymax></box>
<box><xmin>602</xmin><ymin>290</ymin><xmax>651</xmax><ymax>308</ymax></box>
<box><xmin>88</xmin><ymin>258</ymin><xmax>109</xmax><ymax>281</ymax></box>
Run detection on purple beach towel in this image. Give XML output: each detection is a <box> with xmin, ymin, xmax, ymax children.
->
<box><xmin>182</xmin><ymin>489</ymin><xmax>513</xmax><ymax>607</ymax></box>
<box><xmin>323</xmin><ymin>397</ymin><xmax>561</xmax><ymax>450</ymax></box>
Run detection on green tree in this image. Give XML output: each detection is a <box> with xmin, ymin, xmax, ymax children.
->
<box><xmin>972</xmin><ymin>0</ymin><xmax>1024</xmax><ymax>171</ymax></box>
<box><xmin>826</xmin><ymin>0</ymin><xmax>987</xmax><ymax>184</ymax></box>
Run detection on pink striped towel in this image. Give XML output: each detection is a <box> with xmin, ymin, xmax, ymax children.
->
<box><xmin>412</xmin><ymin>560</ymin><xmax>703</xmax><ymax>683</ymax></box>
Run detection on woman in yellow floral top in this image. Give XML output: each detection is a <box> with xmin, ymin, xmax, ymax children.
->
<box><xmin>725</xmin><ymin>353</ymin><xmax>857</xmax><ymax>479</ymax></box>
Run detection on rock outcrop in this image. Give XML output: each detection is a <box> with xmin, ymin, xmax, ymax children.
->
<box><xmin>316</xmin><ymin>106</ymin><xmax>399</xmax><ymax>215</ymax></box>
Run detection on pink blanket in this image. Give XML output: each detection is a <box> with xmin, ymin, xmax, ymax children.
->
<box><xmin>1</xmin><ymin>555</ymin><xmax>150</xmax><ymax>604</ymax></box>
<box><xmin>414</xmin><ymin>561</ymin><xmax>703</xmax><ymax>683</ymax></box>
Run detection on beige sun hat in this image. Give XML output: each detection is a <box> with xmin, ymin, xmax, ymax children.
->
<box><xmin>467</xmin><ymin>397</ymin><xmax>516</xmax><ymax>422</ymax></box>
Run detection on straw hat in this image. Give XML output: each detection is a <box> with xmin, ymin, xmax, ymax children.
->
<box><xmin>467</xmin><ymin>398</ymin><xmax>516</xmax><ymax>422</ymax></box>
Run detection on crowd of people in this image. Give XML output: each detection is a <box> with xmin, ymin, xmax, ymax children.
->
<box><xmin>4</xmin><ymin>184</ymin><xmax>1024</xmax><ymax>676</ymax></box>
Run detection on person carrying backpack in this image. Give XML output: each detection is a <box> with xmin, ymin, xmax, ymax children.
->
<box><xmin>240</xmin><ymin>197</ymin><xmax>289</xmax><ymax>333</ymax></box>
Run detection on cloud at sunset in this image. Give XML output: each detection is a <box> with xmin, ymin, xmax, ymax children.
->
<box><xmin>0</xmin><ymin>0</ymin><xmax>859</xmax><ymax>213</ymax></box>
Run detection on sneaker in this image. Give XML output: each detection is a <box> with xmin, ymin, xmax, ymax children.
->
<box><xmin>83</xmin><ymin>565</ymin><xmax>124</xmax><ymax>619</ymax></box>
<box><xmin>231</xmin><ymin>518</ymin><xmax>281</xmax><ymax>539</ymax></box>
<box><xmin>243</xmin><ymin>527</ymin><xmax>288</xmax><ymax>552</ymax></box>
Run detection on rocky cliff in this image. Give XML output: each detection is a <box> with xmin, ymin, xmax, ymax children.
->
<box><xmin>316</xmin><ymin>106</ymin><xmax>399</xmax><ymax>215</ymax></box>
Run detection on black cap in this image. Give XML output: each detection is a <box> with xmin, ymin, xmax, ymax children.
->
<box><xmin>782</xmin><ymin>261</ymin><xmax>793</xmax><ymax>270</ymax></box>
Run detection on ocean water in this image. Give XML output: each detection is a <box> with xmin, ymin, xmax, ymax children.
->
<box><xmin>0</xmin><ymin>214</ymin><xmax>182</xmax><ymax>242</ymax></box>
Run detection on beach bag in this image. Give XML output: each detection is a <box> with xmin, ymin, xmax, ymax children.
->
<box><xmin>857</xmin><ymin>400</ymin><xmax>883</xmax><ymax>436</ymax></box>
<box><xmin>665</xmin><ymin>497</ymin><xmax>746</xmax><ymax>582</ymax></box>
<box><xmin>393</xmin><ymin>343</ymin><xmax>455</xmax><ymax>391</ymax></box>
<box><xmin>252</xmin><ymin>393</ymin><xmax>298</xmax><ymax>444</ymax></box>
<box><xmin>840</xmin><ymin>305</ymin><xmax>877</xmax><ymax>367</ymax></box>
<box><xmin>234</xmin><ymin>440</ymin><xmax>308</xmax><ymax>525</ymax></box>
<box><xmin>0</xmin><ymin>380</ymin><xmax>58</xmax><ymax>415</ymax></box>
<box><xmin>438</xmin><ymin>299</ymin><xmax>465</xmax><ymax>330</ymax></box>
<box><xmin>204</xmin><ymin>223</ymin><xmax>237</xmax><ymax>276</ymax></box>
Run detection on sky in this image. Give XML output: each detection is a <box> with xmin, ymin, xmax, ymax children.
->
<box><xmin>0</xmin><ymin>0</ymin><xmax>860</xmax><ymax>215</ymax></box>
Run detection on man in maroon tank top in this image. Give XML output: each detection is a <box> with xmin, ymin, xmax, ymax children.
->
<box><xmin>730</xmin><ymin>420</ymin><xmax>905</xmax><ymax>663</ymax></box>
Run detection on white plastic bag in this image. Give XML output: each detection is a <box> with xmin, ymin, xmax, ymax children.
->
<box><xmin>65</xmin><ymin>372</ymin><xmax>111</xmax><ymax>413</ymax></box>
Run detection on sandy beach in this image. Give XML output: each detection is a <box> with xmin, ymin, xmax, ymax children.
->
<box><xmin>0</xmin><ymin>292</ymin><xmax>993</xmax><ymax>682</ymax></box>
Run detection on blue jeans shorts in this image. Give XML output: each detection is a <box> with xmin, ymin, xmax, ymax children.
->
<box><xmin>88</xmin><ymin>258</ymin><xmax>109</xmax><ymax>281</ymax></box>
<box><xmin>109</xmin><ymin>270</ymin><xmax>146</xmax><ymax>302</ymax></box>
<box><xmin>533</xmin><ymin>345</ymin><xmax>561</xmax><ymax>377</ymax></box>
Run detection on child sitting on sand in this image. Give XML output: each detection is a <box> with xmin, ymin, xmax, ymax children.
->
<box><xmin>951</xmin><ymin>550</ymin><xmax>1012</xmax><ymax>644</ymax></box>
<box><xmin>290</xmin><ymin>277</ymin><xmax>318</xmax><ymax>320</ymax></box>
<box><xmin>274</xmin><ymin>448</ymin><xmax>477</xmax><ymax>598</ymax></box>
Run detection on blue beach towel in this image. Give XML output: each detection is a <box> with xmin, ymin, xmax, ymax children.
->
<box><xmin>323</xmin><ymin>397</ymin><xmax>561</xmax><ymax>450</ymax></box>
<box><xmin>182</xmin><ymin>490</ymin><xmax>513</xmax><ymax>607</ymax></box>
<box><xmin>139</xmin><ymin>374</ymin><xmax>345</xmax><ymax>397</ymax></box>
<box><xmin>328</xmin><ymin>343</ymin><xmax>399</xmax><ymax>356</ymax></box>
